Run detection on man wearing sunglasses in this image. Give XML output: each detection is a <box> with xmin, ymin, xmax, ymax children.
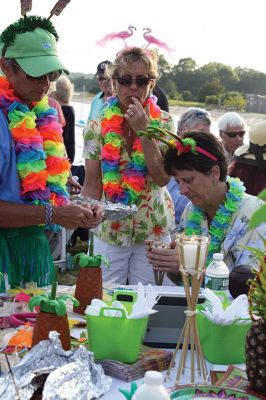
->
<box><xmin>0</xmin><ymin>16</ymin><xmax>104</xmax><ymax>289</ymax></box>
<box><xmin>87</xmin><ymin>60</ymin><xmax>113</xmax><ymax>121</ymax></box>
<box><xmin>218</xmin><ymin>111</ymin><xmax>246</xmax><ymax>162</ymax></box>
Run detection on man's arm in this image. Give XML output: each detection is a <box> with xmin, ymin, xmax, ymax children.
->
<box><xmin>81</xmin><ymin>159</ymin><xmax>103</xmax><ymax>200</ymax></box>
<box><xmin>0</xmin><ymin>200</ymin><xmax>104</xmax><ymax>230</ymax></box>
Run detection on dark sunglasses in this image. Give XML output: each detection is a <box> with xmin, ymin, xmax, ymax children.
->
<box><xmin>116</xmin><ymin>75</ymin><xmax>152</xmax><ymax>88</ymax></box>
<box><xmin>97</xmin><ymin>76</ymin><xmax>110</xmax><ymax>82</ymax></box>
<box><xmin>221</xmin><ymin>130</ymin><xmax>246</xmax><ymax>139</ymax></box>
<box><xmin>13</xmin><ymin>62</ymin><xmax>62</xmax><ymax>82</ymax></box>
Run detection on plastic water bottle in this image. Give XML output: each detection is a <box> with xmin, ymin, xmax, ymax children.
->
<box><xmin>132</xmin><ymin>371</ymin><xmax>170</xmax><ymax>400</ymax></box>
<box><xmin>205</xmin><ymin>253</ymin><xmax>229</xmax><ymax>291</ymax></box>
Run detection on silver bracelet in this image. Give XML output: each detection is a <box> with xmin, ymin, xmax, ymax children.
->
<box><xmin>45</xmin><ymin>203</ymin><xmax>53</xmax><ymax>225</ymax></box>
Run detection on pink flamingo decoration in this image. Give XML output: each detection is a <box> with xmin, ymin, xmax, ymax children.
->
<box><xmin>96</xmin><ymin>26</ymin><xmax>136</xmax><ymax>47</ymax></box>
<box><xmin>142</xmin><ymin>28</ymin><xmax>175</xmax><ymax>53</ymax></box>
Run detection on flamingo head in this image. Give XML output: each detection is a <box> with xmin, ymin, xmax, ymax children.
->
<box><xmin>128</xmin><ymin>25</ymin><xmax>136</xmax><ymax>30</ymax></box>
<box><xmin>143</xmin><ymin>27</ymin><xmax>151</xmax><ymax>32</ymax></box>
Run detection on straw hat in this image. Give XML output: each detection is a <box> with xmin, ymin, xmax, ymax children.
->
<box><xmin>234</xmin><ymin>121</ymin><xmax>266</xmax><ymax>170</ymax></box>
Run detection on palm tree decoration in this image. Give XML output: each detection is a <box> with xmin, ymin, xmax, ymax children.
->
<box><xmin>29</xmin><ymin>271</ymin><xmax>79</xmax><ymax>350</ymax></box>
<box><xmin>73</xmin><ymin>231</ymin><xmax>109</xmax><ymax>314</ymax></box>
<box><xmin>119</xmin><ymin>382</ymin><xmax>138</xmax><ymax>399</ymax></box>
<box><xmin>244</xmin><ymin>189</ymin><xmax>266</xmax><ymax>395</ymax></box>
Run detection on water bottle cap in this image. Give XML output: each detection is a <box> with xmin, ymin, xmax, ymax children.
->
<box><xmin>213</xmin><ymin>253</ymin><xmax>224</xmax><ymax>261</ymax></box>
<box><xmin>144</xmin><ymin>371</ymin><xmax>164</xmax><ymax>385</ymax></box>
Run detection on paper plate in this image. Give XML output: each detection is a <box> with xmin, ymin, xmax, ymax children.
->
<box><xmin>170</xmin><ymin>385</ymin><xmax>262</xmax><ymax>399</ymax></box>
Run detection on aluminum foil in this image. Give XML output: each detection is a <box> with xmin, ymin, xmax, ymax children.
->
<box><xmin>70</xmin><ymin>195</ymin><xmax>138</xmax><ymax>220</ymax></box>
<box><xmin>0</xmin><ymin>331</ymin><xmax>112</xmax><ymax>400</ymax></box>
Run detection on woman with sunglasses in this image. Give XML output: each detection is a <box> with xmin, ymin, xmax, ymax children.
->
<box><xmin>218</xmin><ymin>111</ymin><xmax>246</xmax><ymax>162</ymax></box>
<box><xmin>82</xmin><ymin>47</ymin><xmax>175</xmax><ymax>285</ymax></box>
<box><xmin>145</xmin><ymin>131</ymin><xmax>265</xmax><ymax>295</ymax></box>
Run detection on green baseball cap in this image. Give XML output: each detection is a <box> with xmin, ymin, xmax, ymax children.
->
<box><xmin>2</xmin><ymin>27</ymin><xmax>69</xmax><ymax>77</ymax></box>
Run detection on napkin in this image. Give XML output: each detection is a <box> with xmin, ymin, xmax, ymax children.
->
<box><xmin>200</xmin><ymin>288</ymin><xmax>250</xmax><ymax>325</ymax></box>
<box><xmin>85</xmin><ymin>283</ymin><xmax>158</xmax><ymax>319</ymax></box>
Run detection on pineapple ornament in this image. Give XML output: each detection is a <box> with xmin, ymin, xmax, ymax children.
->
<box><xmin>245</xmin><ymin>247</ymin><xmax>266</xmax><ymax>396</ymax></box>
<box><xmin>29</xmin><ymin>273</ymin><xmax>79</xmax><ymax>350</ymax></box>
<box><xmin>73</xmin><ymin>231</ymin><xmax>109</xmax><ymax>314</ymax></box>
<box><xmin>245</xmin><ymin>189</ymin><xmax>266</xmax><ymax>396</ymax></box>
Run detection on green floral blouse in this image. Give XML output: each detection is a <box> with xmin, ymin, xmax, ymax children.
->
<box><xmin>83</xmin><ymin>110</ymin><xmax>175</xmax><ymax>246</ymax></box>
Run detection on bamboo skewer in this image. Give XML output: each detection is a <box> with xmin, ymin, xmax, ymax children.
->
<box><xmin>5</xmin><ymin>354</ymin><xmax>21</xmax><ymax>400</ymax></box>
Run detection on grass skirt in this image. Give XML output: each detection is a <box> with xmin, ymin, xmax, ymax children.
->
<box><xmin>0</xmin><ymin>226</ymin><xmax>54</xmax><ymax>288</ymax></box>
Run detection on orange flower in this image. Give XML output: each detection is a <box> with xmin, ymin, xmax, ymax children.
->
<box><xmin>46</xmin><ymin>157</ymin><xmax>71</xmax><ymax>175</ymax></box>
<box><xmin>151</xmin><ymin>225</ymin><xmax>164</xmax><ymax>239</ymax></box>
<box><xmin>22</xmin><ymin>170</ymin><xmax>48</xmax><ymax>193</ymax></box>
<box><xmin>12</xmin><ymin>122</ymin><xmax>40</xmax><ymax>141</ymax></box>
<box><xmin>111</xmin><ymin>221</ymin><xmax>123</xmax><ymax>231</ymax></box>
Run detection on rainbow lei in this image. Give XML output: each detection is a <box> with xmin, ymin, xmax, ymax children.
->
<box><xmin>184</xmin><ymin>177</ymin><xmax>246</xmax><ymax>265</ymax></box>
<box><xmin>101</xmin><ymin>96</ymin><xmax>161</xmax><ymax>205</ymax></box>
<box><xmin>0</xmin><ymin>76</ymin><xmax>70</xmax><ymax>206</ymax></box>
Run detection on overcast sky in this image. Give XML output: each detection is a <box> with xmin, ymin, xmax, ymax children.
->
<box><xmin>1</xmin><ymin>0</ymin><xmax>266</xmax><ymax>75</ymax></box>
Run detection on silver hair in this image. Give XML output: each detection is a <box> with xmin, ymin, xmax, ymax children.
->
<box><xmin>53</xmin><ymin>75</ymin><xmax>74</xmax><ymax>104</ymax></box>
<box><xmin>218</xmin><ymin>112</ymin><xmax>246</xmax><ymax>131</ymax></box>
<box><xmin>178</xmin><ymin>107</ymin><xmax>211</xmax><ymax>133</ymax></box>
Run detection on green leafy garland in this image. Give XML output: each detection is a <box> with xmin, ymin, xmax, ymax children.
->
<box><xmin>0</xmin><ymin>15</ymin><xmax>58</xmax><ymax>49</ymax></box>
<box><xmin>184</xmin><ymin>177</ymin><xmax>246</xmax><ymax>265</ymax></box>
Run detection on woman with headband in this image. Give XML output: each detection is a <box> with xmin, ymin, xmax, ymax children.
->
<box><xmin>146</xmin><ymin>131</ymin><xmax>265</xmax><ymax>291</ymax></box>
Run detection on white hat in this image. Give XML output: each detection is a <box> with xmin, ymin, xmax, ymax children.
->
<box><xmin>234</xmin><ymin>121</ymin><xmax>266</xmax><ymax>170</ymax></box>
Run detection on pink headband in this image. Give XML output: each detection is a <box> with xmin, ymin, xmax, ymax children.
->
<box><xmin>173</xmin><ymin>138</ymin><xmax>218</xmax><ymax>161</ymax></box>
<box><xmin>195</xmin><ymin>146</ymin><xmax>218</xmax><ymax>161</ymax></box>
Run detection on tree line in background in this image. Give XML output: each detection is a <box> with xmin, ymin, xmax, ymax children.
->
<box><xmin>70</xmin><ymin>55</ymin><xmax>266</xmax><ymax>110</ymax></box>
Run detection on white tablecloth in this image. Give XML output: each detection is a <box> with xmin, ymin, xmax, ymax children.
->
<box><xmin>99</xmin><ymin>350</ymin><xmax>245</xmax><ymax>399</ymax></box>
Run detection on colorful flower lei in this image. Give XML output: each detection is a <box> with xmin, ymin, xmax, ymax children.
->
<box><xmin>101</xmin><ymin>96</ymin><xmax>161</xmax><ymax>205</ymax></box>
<box><xmin>0</xmin><ymin>76</ymin><xmax>70</xmax><ymax>206</ymax></box>
<box><xmin>184</xmin><ymin>177</ymin><xmax>246</xmax><ymax>265</ymax></box>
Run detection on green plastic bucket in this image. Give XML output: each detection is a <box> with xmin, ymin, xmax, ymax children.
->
<box><xmin>111</xmin><ymin>289</ymin><xmax>137</xmax><ymax>313</ymax></box>
<box><xmin>196</xmin><ymin>302</ymin><xmax>251</xmax><ymax>364</ymax></box>
<box><xmin>87</xmin><ymin>307</ymin><xmax>148</xmax><ymax>363</ymax></box>
<box><xmin>106</xmin><ymin>289</ymin><xmax>147</xmax><ymax>341</ymax></box>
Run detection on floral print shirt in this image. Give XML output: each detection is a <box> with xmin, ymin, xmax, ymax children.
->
<box><xmin>83</xmin><ymin>109</ymin><xmax>175</xmax><ymax>246</ymax></box>
<box><xmin>180</xmin><ymin>193</ymin><xmax>266</xmax><ymax>271</ymax></box>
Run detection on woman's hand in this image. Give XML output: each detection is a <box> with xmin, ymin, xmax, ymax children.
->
<box><xmin>88</xmin><ymin>202</ymin><xmax>105</xmax><ymax>228</ymax></box>
<box><xmin>67</xmin><ymin>175</ymin><xmax>82</xmax><ymax>195</ymax></box>
<box><xmin>124</xmin><ymin>97</ymin><xmax>170</xmax><ymax>187</ymax></box>
<box><xmin>124</xmin><ymin>97</ymin><xmax>149</xmax><ymax>132</ymax></box>
<box><xmin>145</xmin><ymin>240</ymin><xmax>180</xmax><ymax>274</ymax></box>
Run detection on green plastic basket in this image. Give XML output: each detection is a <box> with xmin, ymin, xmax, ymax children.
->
<box><xmin>196</xmin><ymin>302</ymin><xmax>251</xmax><ymax>364</ymax></box>
<box><xmin>87</xmin><ymin>307</ymin><xmax>148</xmax><ymax>363</ymax></box>
<box><xmin>111</xmin><ymin>289</ymin><xmax>137</xmax><ymax>313</ymax></box>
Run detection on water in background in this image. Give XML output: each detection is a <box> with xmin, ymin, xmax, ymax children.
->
<box><xmin>72</xmin><ymin>101</ymin><xmax>90</xmax><ymax>165</ymax></box>
<box><xmin>72</xmin><ymin>101</ymin><xmax>251</xmax><ymax>166</ymax></box>
<box><xmin>72</xmin><ymin>101</ymin><xmax>186</xmax><ymax>166</ymax></box>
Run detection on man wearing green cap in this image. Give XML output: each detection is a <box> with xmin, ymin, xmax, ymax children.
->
<box><xmin>0</xmin><ymin>16</ymin><xmax>104</xmax><ymax>289</ymax></box>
